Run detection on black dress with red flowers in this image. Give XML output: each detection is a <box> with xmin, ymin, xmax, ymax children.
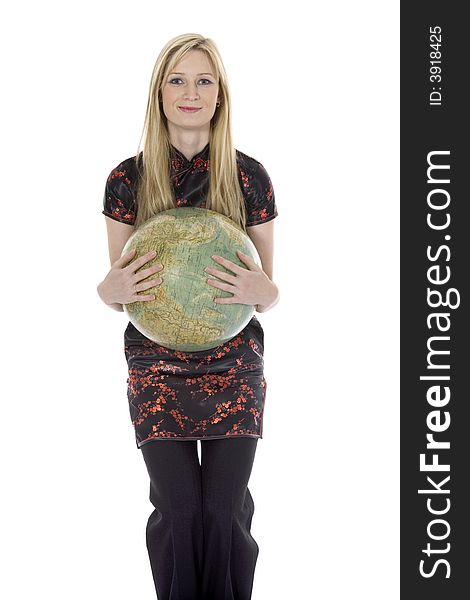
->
<box><xmin>102</xmin><ymin>143</ymin><xmax>278</xmax><ymax>448</ymax></box>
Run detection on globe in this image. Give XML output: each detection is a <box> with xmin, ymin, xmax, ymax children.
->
<box><xmin>121</xmin><ymin>207</ymin><xmax>262</xmax><ymax>352</ymax></box>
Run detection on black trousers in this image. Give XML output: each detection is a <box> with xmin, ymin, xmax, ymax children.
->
<box><xmin>140</xmin><ymin>436</ymin><xmax>259</xmax><ymax>600</ymax></box>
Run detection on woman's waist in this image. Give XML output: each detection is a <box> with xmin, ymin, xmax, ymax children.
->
<box><xmin>124</xmin><ymin>314</ymin><xmax>264</xmax><ymax>357</ymax></box>
<box><xmin>125</xmin><ymin>314</ymin><xmax>263</xmax><ymax>339</ymax></box>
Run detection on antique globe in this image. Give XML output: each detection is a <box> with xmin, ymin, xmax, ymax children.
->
<box><xmin>121</xmin><ymin>207</ymin><xmax>261</xmax><ymax>352</ymax></box>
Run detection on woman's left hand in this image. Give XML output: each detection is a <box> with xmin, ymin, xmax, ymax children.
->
<box><xmin>204</xmin><ymin>250</ymin><xmax>276</xmax><ymax>308</ymax></box>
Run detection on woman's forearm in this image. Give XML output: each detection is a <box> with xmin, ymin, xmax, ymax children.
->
<box><xmin>256</xmin><ymin>282</ymin><xmax>280</xmax><ymax>313</ymax></box>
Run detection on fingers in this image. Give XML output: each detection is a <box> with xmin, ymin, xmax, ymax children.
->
<box><xmin>140</xmin><ymin>277</ymin><xmax>163</xmax><ymax>291</ymax></box>
<box><xmin>114</xmin><ymin>248</ymin><xmax>137</xmax><ymax>268</ymax></box>
<box><xmin>124</xmin><ymin>249</ymin><xmax>158</xmax><ymax>272</ymax></box>
<box><xmin>135</xmin><ymin>263</ymin><xmax>163</xmax><ymax>281</ymax></box>
<box><xmin>211</xmin><ymin>254</ymin><xmax>245</xmax><ymax>275</ymax></box>
<box><xmin>204</xmin><ymin>267</ymin><xmax>237</xmax><ymax>284</ymax></box>
<box><xmin>120</xmin><ymin>249</ymin><xmax>162</xmax><ymax>304</ymax></box>
<box><xmin>236</xmin><ymin>250</ymin><xmax>260</xmax><ymax>271</ymax></box>
<box><xmin>134</xmin><ymin>276</ymin><xmax>163</xmax><ymax>294</ymax></box>
<box><xmin>207</xmin><ymin>278</ymin><xmax>235</xmax><ymax>293</ymax></box>
<box><xmin>132</xmin><ymin>292</ymin><xmax>156</xmax><ymax>302</ymax></box>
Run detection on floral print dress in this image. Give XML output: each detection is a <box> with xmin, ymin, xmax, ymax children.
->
<box><xmin>102</xmin><ymin>143</ymin><xmax>278</xmax><ymax>448</ymax></box>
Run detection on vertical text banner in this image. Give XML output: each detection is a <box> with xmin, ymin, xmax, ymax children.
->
<box><xmin>401</xmin><ymin>2</ymin><xmax>469</xmax><ymax>597</ymax></box>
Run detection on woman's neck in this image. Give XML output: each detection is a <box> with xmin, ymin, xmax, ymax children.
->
<box><xmin>167</xmin><ymin>126</ymin><xmax>210</xmax><ymax>162</ymax></box>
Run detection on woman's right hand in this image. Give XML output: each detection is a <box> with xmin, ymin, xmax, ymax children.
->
<box><xmin>98</xmin><ymin>249</ymin><xmax>164</xmax><ymax>306</ymax></box>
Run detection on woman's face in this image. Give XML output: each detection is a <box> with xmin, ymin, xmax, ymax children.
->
<box><xmin>162</xmin><ymin>50</ymin><xmax>220</xmax><ymax>135</ymax></box>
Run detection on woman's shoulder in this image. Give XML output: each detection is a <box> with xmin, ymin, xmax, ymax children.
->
<box><xmin>235</xmin><ymin>149</ymin><xmax>273</xmax><ymax>188</ymax></box>
<box><xmin>107</xmin><ymin>154</ymin><xmax>142</xmax><ymax>183</ymax></box>
<box><xmin>235</xmin><ymin>148</ymin><xmax>264</xmax><ymax>173</ymax></box>
<box><xmin>102</xmin><ymin>155</ymin><xmax>143</xmax><ymax>225</ymax></box>
<box><xmin>104</xmin><ymin>155</ymin><xmax>144</xmax><ymax>210</ymax></box>
<box><xmin>235</xmin><ymin>149</ymin><xmax>277</xmax><ymax>226</ymax></box>
<box><xmin>235</xmin><ymin>148</ymin><xmax>274</xmax><ymax>194</ymax></box>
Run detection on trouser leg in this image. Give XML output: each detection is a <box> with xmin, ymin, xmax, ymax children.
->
<box><xmin>200</xmin><ymin>437</ymin><xmax>259</xmax><ymax>600</ymax></box>
<box><xmin>140</xmin><ymin>440</ymin><xmax>203</xmax><ymax>600</ymax></box>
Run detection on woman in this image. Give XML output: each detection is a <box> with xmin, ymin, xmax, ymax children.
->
<box><xmin>97</xmin><ymin>33</ymin><xmax>279</xmax><ymax>600</ymax></box>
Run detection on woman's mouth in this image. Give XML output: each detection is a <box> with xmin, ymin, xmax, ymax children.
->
<box><xmin>178</xmin><ymin>106</ymin><xmax>201</xmax><ymax>113</ymax></box>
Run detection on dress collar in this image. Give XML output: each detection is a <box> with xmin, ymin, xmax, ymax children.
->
<box><xmin>170</xmin><ymin>142</ymin><xmax>210</xmax><ymax>165</ymax></box>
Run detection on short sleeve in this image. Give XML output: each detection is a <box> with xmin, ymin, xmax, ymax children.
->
<box><xmin>244</xmin><ymin>162</ymin><xmax>278</xmax><ymax>227</ymax></box>
<box><xmin>102</xmin><ymin>161</ymin><xmax>137</xmax><ymax>225</ymax></box>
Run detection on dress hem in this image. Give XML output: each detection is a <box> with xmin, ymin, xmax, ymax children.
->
<box><xmin>137</xmin><ymin>433</ymin><xmax>262</xmax><ymax>448</ymax></box>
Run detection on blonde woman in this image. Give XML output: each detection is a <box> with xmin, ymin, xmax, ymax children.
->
<box><xmin>97</xmin><ymin>33</ymin><xmax>279</xmax><ymax>600</ymax></box>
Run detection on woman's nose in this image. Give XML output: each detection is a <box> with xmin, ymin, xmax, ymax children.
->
<box><xmin>184</xmin><ymin>85</ymin><xmax>199</xmax><ymax>100</ymax></box>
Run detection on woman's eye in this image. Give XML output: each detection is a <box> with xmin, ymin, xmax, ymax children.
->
<box><xmin>169</xmin><ymin>78</ymin><xmax>213</xmax><ymax>85</ymax></box>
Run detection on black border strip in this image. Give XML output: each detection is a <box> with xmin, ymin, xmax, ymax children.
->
<box><xmin>401</xmin><ymin>3</ymin><xmax>469</xmax><ymax>597</ymax></box>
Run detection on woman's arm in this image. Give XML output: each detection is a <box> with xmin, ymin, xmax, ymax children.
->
<box><xmin>246</xmin><ymin>219</ymin><xmax>280</xmax><ymax>313</ymax></box>
<box><xmin>97</xmin><ymin>216</ymin><xmax>136</xmax><ymax>311</ymax></box>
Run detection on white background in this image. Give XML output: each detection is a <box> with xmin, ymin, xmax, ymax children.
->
<box><xmin>1</xmin><ymin>1</ymin><xmax>399</xmax><ymax>598</ymax></box>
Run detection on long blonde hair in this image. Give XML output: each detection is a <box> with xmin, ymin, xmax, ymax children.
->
<box><xmin>132</xmin><ymin>33</ymin><xmax>247</xmax><ymax>232</ymax></box>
